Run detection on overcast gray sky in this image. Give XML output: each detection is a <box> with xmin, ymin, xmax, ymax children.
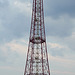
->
<box><xmin>0</xmin><ymin>0</ymin><xmax>75</xmax><ymax>75</ymax></box>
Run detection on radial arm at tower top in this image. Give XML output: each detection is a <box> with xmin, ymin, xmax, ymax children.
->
<box><xmin>24</xmin><ymin>0</ymin><xmax>50</xmax><ymax>75</ymax></box>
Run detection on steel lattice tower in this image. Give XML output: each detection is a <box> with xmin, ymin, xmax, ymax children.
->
<box><xmin>24</xmin><ymin>0</ymin><xmax>50</xmax><ymax>75</ymax></box>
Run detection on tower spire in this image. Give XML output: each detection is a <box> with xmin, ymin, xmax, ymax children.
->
<box><xmin>24</xmin><ymin>0</ymin><xmax>50</xmax><ymax>75</ymax></box>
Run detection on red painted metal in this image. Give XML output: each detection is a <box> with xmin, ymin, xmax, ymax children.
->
<box><xmin>24</xmin><ymin>0</ymin><xmax>50</xmax><ymax>75</ymax></box>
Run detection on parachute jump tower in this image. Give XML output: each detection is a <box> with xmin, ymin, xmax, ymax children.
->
<box><xmin>24</xmin><ymin>0</ymin><xmax>50</xmax><ymax>75</ymax></box>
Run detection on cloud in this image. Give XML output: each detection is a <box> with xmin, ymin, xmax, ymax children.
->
<box><xmin>0</xmin><ymin>0</ymin><xmax>31</xmax><ymax>43</ymax></box>
<box><xmin>48</xmin><ymin>54</ymin><xmax>75</xmax><ymax>64</ymax></box>
<box><xmin>6</xmin><ymin>40</ymin><xmax>27</xmax><ymax>54</ymax></box>
<box><xmin>47</xmin><ymin>42</ymin><xmax>65</xmax><ymax>56</ymax></box>
<box><xmin>0</xmin><ymin>0</ymin><xmax>75</xmax><ymax>75</ymax></box>
<box><xmin>48</xmin><ymin>54</ymin><xmax>75</xmax><ymax>75</ymax></box>
<box><xmin>44</xmin><ymin>0</ymin><xmax>75</xmax><ymax>18</ymax></box>
<box><xmin>0</xmin><ymin>39</ymin><xmax>28</xmax><ymax>55</ymax></box>
<box><xmin>63</xmin><ymin>32</ymin><xmax>75</xmax><ymax>50</ymax></box>
<box><xmin>45</xmin><ymin>15</ymin><xmax>74</xmax><ymax>37</ymax></box>
<box><xmin>0</xmin><ymin>65</ymin><xmax>24</xmax><ymax>75</ymax></box>
<box><xmin>47</xmin><ymin>32</ymin><xmax>75</xmax><ymax>57</ymax></box>
<box><xmin>14</xmin><ymin>1</ymin><xmax>32</xmax><ymax>15</ymax></box>
<box><xmin>48</xmin><ymin>43</ymin><xmax>63</xmax><ymax>49</ymax></box>
<box><xmin>0</xmin><ymin>50</ymin><xmax>7</xmax><ymax>62</ymax></box>
<box><xmin>0</xmin><ymin>0</ymin><xmax>75</xmax><ymax>44</ymax></box>
<box><xmin>0</xmin><ymin>0</ymin><xmax>9</xmax><ymax>8</ymax></box>
<box><xmin>48</xmin><ymin>42</ymin><xmax>67</xmax><ymax>56</ymax></box>
<box><xmin>0</xmin><ymin>38</ymin><xmax>28</xmax><ymax>65</ymax></box>
<box><xmin>0</xmin><ymin>38</ymin><xmax>28</xmax><ymax>75</ymax></box>
<box><xmin>51</xmin><ymin>70</ymin><xmax>75</xmax><ymax>75</ymax></box>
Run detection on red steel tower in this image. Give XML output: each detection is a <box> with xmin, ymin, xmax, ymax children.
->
<box><xmin>24</xmin><ymin>0</ymin><xmax>50</xmax><ymax>75</ymax></box>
